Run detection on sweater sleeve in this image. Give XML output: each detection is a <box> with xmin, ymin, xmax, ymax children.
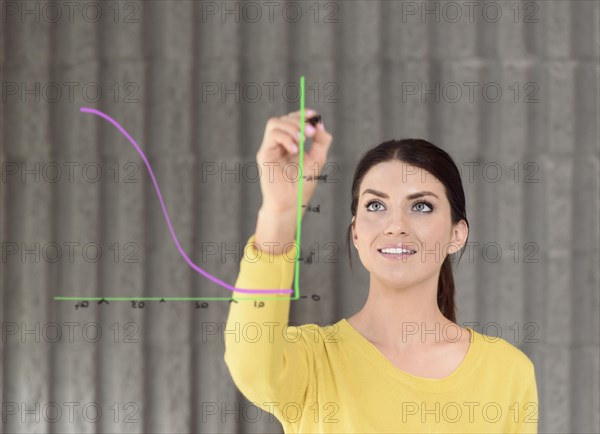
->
<box><xmin>510</xmin><ymin>359</ymin><xmax>539</xmax><ymax>433</ymax></box>
<box><xmin>223</xmin><ymin>233</ymin><xmax>312</xmax><ymax>421</ymax></box>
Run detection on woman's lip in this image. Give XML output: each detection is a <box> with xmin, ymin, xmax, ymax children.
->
<box><xmin>378</xmin><ymin>250</ymin><xmax>416</xmax><ymax>259</ymax></box>
<box><xmin>377</xmin><ymin>247</ymin><xmax>417</xmax><ymax>253</ymax></box>
<box><xmin>377</xmin><ymin>244</ymin><xmax>418</xmax><ymax>251</ymax></box>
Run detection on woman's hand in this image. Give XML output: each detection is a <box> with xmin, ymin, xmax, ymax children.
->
<box><xmin>256</xmin><ymin>108</ymin><xmax>333</xmax><ymax>215</ymax></box>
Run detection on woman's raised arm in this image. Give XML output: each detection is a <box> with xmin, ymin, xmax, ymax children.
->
<box><xmin>223</xmin><ymin>109</ymin><xmax>332</xmax><ymax>422</ymax></box>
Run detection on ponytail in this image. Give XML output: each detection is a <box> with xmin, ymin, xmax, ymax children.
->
<box><xmin>437</xmin><ymin>256</ymin><xmax>456</xmax><ymax>323</ymax></box>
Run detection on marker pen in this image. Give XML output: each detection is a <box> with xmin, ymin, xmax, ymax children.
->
<box><xmin>306</xmin><ymin>115</ymin><xmax>322</xmax><ymax>127</ymax></box>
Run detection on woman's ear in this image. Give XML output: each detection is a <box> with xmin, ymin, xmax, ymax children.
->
<box><xmin>449</xmin><ymin>220</ymin><xmax>468</xmax><ymax>254</ymax></box>
<box><xmin>351</xmin><ymin>216</ymin><xmax>357</xmax><ymax>246</ymax></box>
<box><xmin>447</xmin><ymin>242</ymin><xmax>461</xmax><ymax>255</ymax></box>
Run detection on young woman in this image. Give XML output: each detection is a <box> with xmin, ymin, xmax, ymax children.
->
<box><xmin>224</xmin><ymin>109</ymin><xmax>538</xmax><ymax>433</ymax></box>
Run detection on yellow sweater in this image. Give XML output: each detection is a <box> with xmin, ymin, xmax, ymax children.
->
<box><xmin>224</xmin><ymin>234</ymin><xmax>539</xmax><ymax>433</ymax></box>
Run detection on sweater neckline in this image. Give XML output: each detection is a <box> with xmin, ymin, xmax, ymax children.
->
<box><xmin>338</xmin><ymin>318</ymin><xmax>481</xmax><ymax>392</ymax></box>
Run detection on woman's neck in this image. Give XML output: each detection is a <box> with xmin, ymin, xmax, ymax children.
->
<box><xmin>347</xmin><ymin>274</ymin><xmax>456</xmax><ymax>349</ymax></box>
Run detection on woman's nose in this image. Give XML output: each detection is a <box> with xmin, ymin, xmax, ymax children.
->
<box><xmin>384</xmin><ymin>209</ymin><xmax>408</xmax><ymax>235</ymax></box>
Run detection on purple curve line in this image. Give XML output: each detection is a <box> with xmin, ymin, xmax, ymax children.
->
<box><xmin>80</xmin><ymin>107</ymin><xmax>293</xmax><ymax>294</ymax></box>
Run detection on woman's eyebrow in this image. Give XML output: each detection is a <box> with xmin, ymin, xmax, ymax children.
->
<box><xmin>361</xmin><ymin>189</ymin><xmax>439</xmax><ymax>200</ymax></box>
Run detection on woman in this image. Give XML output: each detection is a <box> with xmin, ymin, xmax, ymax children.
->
<box><xmin>224</xmin><ymin>109</ymin><xmax>538</xmax><ymax>433</ymax></box>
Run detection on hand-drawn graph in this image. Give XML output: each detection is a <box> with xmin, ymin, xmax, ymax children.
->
<box><xmin>54</xmin><ymin>76</ymin><xmax>312</xmax><ymax>302</ymax></box>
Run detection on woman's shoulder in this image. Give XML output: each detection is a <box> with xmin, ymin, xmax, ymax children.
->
<box><xmin>471</xmin><ymin>326</ymin><xmax>535</xmax><ymax>373</ymax></box>
<box><xmin>281</xmin><ymin>320</ymin><xmax>344</xmax><ymax>353</ymax></box>
<box><xmin>287</xmin><ymin>320</ymin><xmax>342</xmax><ymax>339</ymax></box>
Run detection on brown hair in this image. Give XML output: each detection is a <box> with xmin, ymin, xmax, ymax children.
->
<box><xmin>345</xmin><ymin>139</ymin><xmax>469</xmax><ymax>323</ymax></box>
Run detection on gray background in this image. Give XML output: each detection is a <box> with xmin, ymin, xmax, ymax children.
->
<box><xmin>1</xmin><ymin>0</ymin><xmax>599</xmax><ymax>433</ymax></box>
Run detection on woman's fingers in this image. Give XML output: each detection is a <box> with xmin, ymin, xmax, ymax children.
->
<box><xmin>266</xmin><ymin>118</ymin><xmax>301</xmax><ymax>144</ymax></box>
<box><xmin>285</xmin><ymin>108</ymin><xmax>317</xmax><ymax>121</ymax></box>
<box><xmin>259</xmin><ymin>109</ymin><xmax>322</xmax><ymax>158</ymax></box>
<box><xmin>306</xmin><ymin>121</ymin><xmax>333</xmax><ymax>164</ymax></box>
<box><xmin>282</xmin><ymin>111</ymin><xmax>319</xmax><ymax>139</ymax></box>
<box><xmin>273</xmin><ymin>128</ymin><xmax>299</xmax><ymax>155</ymax></box>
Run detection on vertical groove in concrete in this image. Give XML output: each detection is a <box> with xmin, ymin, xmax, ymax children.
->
<box><xmin>96</xmin><ymin>2</ymin><xmax>147</xmax><ymax>433</ymax></box>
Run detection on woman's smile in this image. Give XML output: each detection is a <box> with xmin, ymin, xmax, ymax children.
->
<box><xmin>377</xmin><ymin>248</ymin><xmax>417</xmax><ymax>260</ymax></box>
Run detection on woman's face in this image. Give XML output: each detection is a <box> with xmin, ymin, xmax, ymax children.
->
<box><xmin>351</xmin><ymin>160</ymin><xmax>467</xmax><ymax>289</ymax></box>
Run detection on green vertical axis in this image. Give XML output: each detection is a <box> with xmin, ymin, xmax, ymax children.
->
<box><xmin>294</xmin><ymin>75</ymin><xmax>305</xmax><ymax>299</ymax></box>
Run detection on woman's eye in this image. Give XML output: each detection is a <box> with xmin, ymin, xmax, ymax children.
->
<box><xmin>365</xmin><ymin>200</ymin><xmax>384</xmax><ymax>212</ymax></box>
<box><xmin>414</xmin><ymin>201</ymin><xmax>433</xmax><ymax>212</ymax></box>
<box><xmin>365</xmin><ymin>200</ymin><xmax>433</xmax><ymax>213</ymax></box>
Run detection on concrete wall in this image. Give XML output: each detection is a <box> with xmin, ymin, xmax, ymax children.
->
<box><xmin>1</xmin><ymin>1</ymin><xmax>598</xmax><ymax>432</ymax></box>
